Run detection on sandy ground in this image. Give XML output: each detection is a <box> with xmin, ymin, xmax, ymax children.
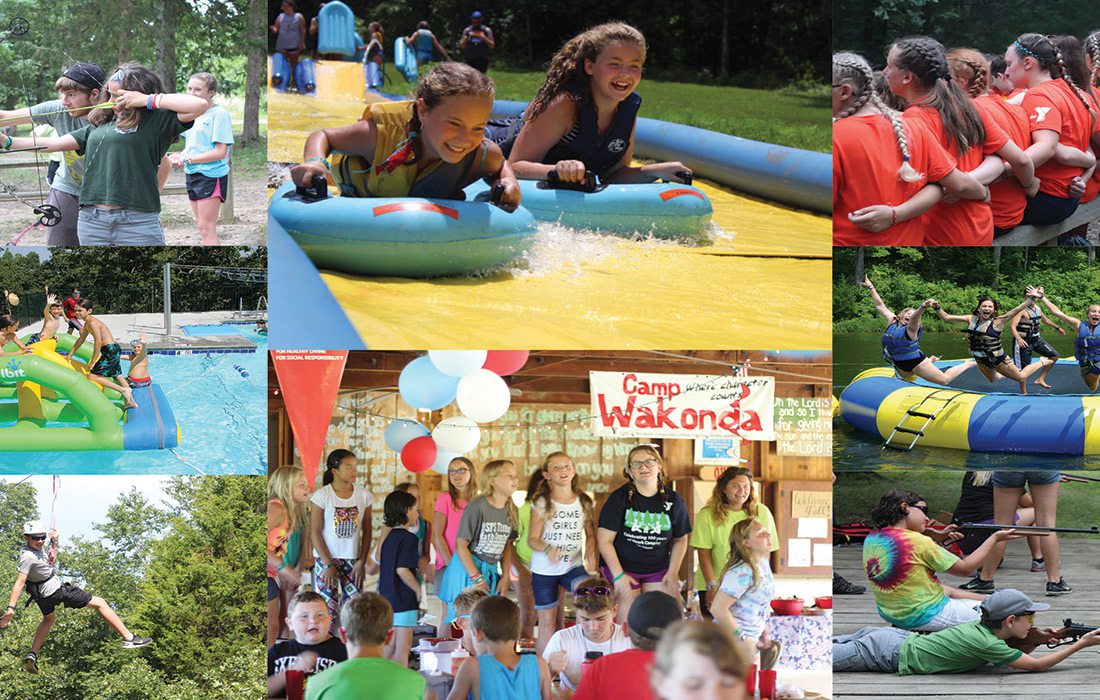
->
<box><xmin>1</xmin><ymin>169</ymin><xmax>267</xmax><ymax>246</ymax></box>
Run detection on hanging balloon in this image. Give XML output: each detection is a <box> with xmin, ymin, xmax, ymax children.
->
<box><xmin>401</xmin><ymin>435</ymin><xmax>437</xmax><ymax>473</ymax></box>
<box><xmin>432</xmin><ymin>416</ymin><xmax>481</xmax><ymax>454</ymax></box>
<box><xmin>428</xmin><ymin>350</ymin><xmax>488</xmax><ymax>378</ymax></box>
<box><xmin>398</xmin><ymin>356</ymin><xmax>460</xmax><ymax>410</ymax></box>
<box><xmin>456</xmin><ymin>369</ymin><xmax>511</xmax><ymax>423</ymax></box>
<box><xmin>482</xmin><ymin>350</ymin><xmax>529</xmax><ymax>376</ymax></box>
<box><xmin>383</xmin><ymin>419</ymin><xmax>430</xmax><ymax>452</ymax></box>
<box><xmin>431</xmin><ymin>448</ymin><xmax>460</xmax><ymax>475</ymax></box>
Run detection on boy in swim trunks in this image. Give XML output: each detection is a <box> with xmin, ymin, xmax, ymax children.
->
<box><xmin>66</xmin><ymin>298</ymin><xmax>138</xmax><ymax>409</ymax></box>
<box><xmin>127</xmin><ymin>333</ymin><xmax>151</xmax><ymax>388</ymax></box>
<box><xmin>28</xmin><ymin>294</ymin><xmax>64</xmax><ymax>345</ymax></box>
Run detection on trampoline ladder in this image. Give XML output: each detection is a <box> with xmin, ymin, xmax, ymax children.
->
<box><xmin>883</xmin><ymin>390</ymin><xmax>959</xmax><ymax>451</ymax></box>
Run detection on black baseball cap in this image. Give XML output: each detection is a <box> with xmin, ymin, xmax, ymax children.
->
<box><xmin>62</xmin><ymin>63</ymin><xmax>106</xmax><ymax>91</ymax></box>
<box><xmin>626</xmin><ymin>591</ymin><xmax>683</xmax><ymax>640</ymax></box>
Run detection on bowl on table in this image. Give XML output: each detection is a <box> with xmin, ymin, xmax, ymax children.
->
<box><xmin>769</xmin><ymin>598</ymin><xmax>805</xmax><ymax>616</ymax></box>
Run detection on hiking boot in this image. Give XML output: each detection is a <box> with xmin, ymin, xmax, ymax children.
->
<box><xmin>833</xmin><ymin>573</ymin><xmax>866</xmax><ymax>595</ymax></box>
<box><xmin>959</xmin><ymin>576</ymin><xmax>994</xmax><ymax>593</ymax></box>
<box><xmin>23</xmin><ymin>651</ymin><xmax>38</xmax><ymax>674</ymax></box>
<box><xmin>1045</xmin><ymin>578</ymin><xmax>1072</xmax><ymax>596</ymax></box>
<box><xmin>1030</xmin><ymin>558</ymin><xmax>1046</xmax><ymax>573</ymax></box>
<box><xmin>122</xmin><ymin>634</ymin><xmax>153</xmax><ymax>648</ymax></box>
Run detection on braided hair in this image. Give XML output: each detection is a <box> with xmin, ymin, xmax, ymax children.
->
<box><xmin>890</xmin><ymin>36</ymin><xmax>985</xmax><ymax>155</ymax></box>
<box><xmin>527</xmin><ymin>22</ymin><xmax>647</xmax><ymax>123</ymax></box>
<box><xmin>1087</xmin><ymin>31</ymin><xmax>1100</xmax><ymax>88</ymax></box>
<box><xmin>1012</xmin><ymin>33</ymin><xmax>1097</xmax><ymax>126</ymax></box>
<box><xmin>833</xmin><ymin>51</ymin><xmax>923</xmax><ymax>182</ymax></box>
<box><xmin>530</xmin><ymin>451</ymin><xmax>595</xmax><ymax>528</ymax></box>
<box><xmin>622</xmin><ymin>445</ymin><xmax>675</xmax><ymax>510</ymax></box>
<box><xmin>946</xmin><ymin>48</ymin><xmax>989</xmax><ymax>99</ymax></box>
<box><xmin>405</xmin><ymin>62</ymin><xmax>495</xmax><ymax>162</ymax></box>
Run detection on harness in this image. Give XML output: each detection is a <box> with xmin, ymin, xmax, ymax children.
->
<box><xmin>965</xmin><ymin>317</ymin><xmax>1005</xmax><ymax>362</ymax></box>
<box><xmin>1074</xmin><ymin>322</ymin><xmax>1100</xmax><ymax>368</ymax></box>
<box><xmin>881</xmin><ymin>321</ymin><xmax>922</xmax><ymax>364</ymax></box>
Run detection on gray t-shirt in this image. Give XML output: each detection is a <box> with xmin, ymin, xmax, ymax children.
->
<box><xmin>30</xmin><ymin>100</ymin><xmax>88</xmax><ymax>197</ymax></box>
<box><xmin>18</xmin><ymin>547</ymin><xmax>60</xmax><ymax>597</ymax></box>
<box><xmin>456</xmin><ymin>497</ymin><xmax>516</xmax><ymax>565</ymax></box>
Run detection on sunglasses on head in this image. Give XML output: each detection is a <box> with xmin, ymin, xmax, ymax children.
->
<box><xmin>574</xmin><ymin>586</ymin><xmax>612</xmax><ymax>598</ymax></box>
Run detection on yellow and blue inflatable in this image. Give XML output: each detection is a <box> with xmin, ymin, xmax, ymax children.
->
<box><xmin>839</xmin><ymin>360</ymin><xmax>1100</xmax><ymax>455</ymax></box>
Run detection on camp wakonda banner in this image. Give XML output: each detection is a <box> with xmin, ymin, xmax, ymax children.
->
<box><xmin>589</xmin><ymin>372</ymin><xmax>775</xmax><ymax>440</ymax></box>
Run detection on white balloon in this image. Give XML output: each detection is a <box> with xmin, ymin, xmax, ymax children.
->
<box><xmin>428</xmin><ymin>350</ymin><xmax>488</xmax><ymax>378</ymax></box>
<box><xmin>456</xmin><ymin>369</ymin><xmax>511</xmax><ymax>423</ymax></box>
<box><xmin>431</xmin><ymin>449</ymin><xmax>460</xmax><ymax>475</ymax></box>
<box><xmin>432</xmin><ymin>416</ymin><xmax>481</xmax><ymax>454</ymax></box>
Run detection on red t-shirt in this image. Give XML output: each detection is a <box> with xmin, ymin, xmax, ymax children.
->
<box><xmin>1021</xmin><ymin>79</ymin><xmax>1099</xmax><ymax>198</ymax></box>
<box><xmin>905</xmin><ymin>104</ymin><xmax>1008</xmax><ymax>245</ymax></box>
<box><xmin>833</xmin><ymin>114</ymin><xmax>956</xmax><ymax>246</ymax></box>
<box><xmin>975</xmin><ymin>94</ymin><xmax>1030</xmax><ymax>229</ymax></box>
<box><xmin>1084</xmin><ymin>86</ymin><xmax>1100</xmax><ymax>205</ymax></box>
<box><xmin>572</xmin><ymin>649</ymin><xmax>656</xmax><ymax>700</ymax></box>
<box><xmin>62</xmin><ymin>296</ymin><xmax>79</xmax><ymax>320</ymax></box>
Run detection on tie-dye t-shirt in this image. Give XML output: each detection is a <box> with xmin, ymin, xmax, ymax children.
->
<box><xmin>719</xmin><ymin>558</ymin><xmax>775</xmax><ymax>639</ymax></box>
<box><xmin>863</xmin><ymin>527</ymin><xmax>958</xmax><ymax>629</ymax></box>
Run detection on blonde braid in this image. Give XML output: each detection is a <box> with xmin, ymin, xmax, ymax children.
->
<box><xmin>1088</xmin><ymin>32</ymin><xmax>1100</xmax><ymax>88</ymax></box>
<box><xmin>834</xmin><ymin>52</ymin><xmax>924</xmax><ymax>183</ymax></box>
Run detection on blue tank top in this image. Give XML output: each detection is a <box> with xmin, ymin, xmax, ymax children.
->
<box><xmin>1074</xmin><ymin>322</ymin><xmax>1100</xmax><ymax>368</ymax></box>
<box><xmin>477</xmin><ymin>653</ymin><xmax>540</xmax><ymax>700</ymax></box>
<box><xmin>416</xmin><ymin>30</ymin><xmax>434</xmax><ymax>60</ymax></box>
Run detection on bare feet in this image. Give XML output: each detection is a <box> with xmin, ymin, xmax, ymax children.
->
<box><xmin>123</xmin><ymin>390</ymin><xmax>139</xmax><ymax>410</ymax></box>
<box><xmin>1035</xmin><ymin>379</ymin><xmax>1052</xmax><ymax>389</ymax></box>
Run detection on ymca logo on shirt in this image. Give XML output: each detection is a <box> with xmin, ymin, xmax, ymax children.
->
<box><xmin>332</xmin><ymin>506</ymin><xmax>359</xmax><ymax>539</ymax></box>
<box><xmin>624</xmin><ymin>508</ymin><xmax>671</xmax><ymax>534</ymax></box>
<box><xmin>1032</xmin><ymin>106</ymin><xmax>1051</xmax><ymax>123</ymax></box>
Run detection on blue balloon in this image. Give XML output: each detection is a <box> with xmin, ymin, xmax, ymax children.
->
<box><xmin>398</xmin><ymin>356</ymin><xmax>460</xmax><ymax>410</ymax></box>
<box><xmin>384</xmin><ymin>419</ymin><xmax>430</xmax><ymax>452</ymax></box>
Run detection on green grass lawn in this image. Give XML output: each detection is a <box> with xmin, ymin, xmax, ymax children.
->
<box><xmin>835</xmin><ymin>471</ymin><xmax>1100</xmax><ymax>534</ymax></box>
<box><xmin>384</xmin><ymin>65</ymin><xmax>830</xmax><ymax>153</ymax></box>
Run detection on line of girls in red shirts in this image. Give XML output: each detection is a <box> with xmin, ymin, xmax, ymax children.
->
<box><xmin>833</xmin><ymin>32</ymin><xmax>1100</xmax><ymax>246</ymax></box>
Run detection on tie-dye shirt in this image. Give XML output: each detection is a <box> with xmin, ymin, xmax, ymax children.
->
<box><xmin>863</xmin><ymin>527</ymin><xmax>958</xmax><ymax>629</ymax></box>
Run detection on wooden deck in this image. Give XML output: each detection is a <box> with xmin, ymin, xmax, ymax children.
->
<box><xmin>832</xmin><ymin>539</ymin><xmax>1100</xmax><ymax>699</ymax></box>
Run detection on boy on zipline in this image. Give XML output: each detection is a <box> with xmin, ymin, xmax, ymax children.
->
<box><xmin>0</xmin><ymin>521</ymin><xmax>152</xmax><ymax>674</ymax></box>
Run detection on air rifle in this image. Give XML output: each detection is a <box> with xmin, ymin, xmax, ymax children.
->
<box><xmin>958</xmin><ymin>523</ymin><xmax>1100</xmax><ymax>536</ymax></box>
<box><xmin>1046</xmin><ymin>619</ymin><xmax>1099</xmax><ymax>648</ymax></box>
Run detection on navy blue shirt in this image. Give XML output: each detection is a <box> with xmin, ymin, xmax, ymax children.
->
<box><xmin>379</xmin><ymin>528</ymin><xmax>420</xmax><ymax>613</ymax></box>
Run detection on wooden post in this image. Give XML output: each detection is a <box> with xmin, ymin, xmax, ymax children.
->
<box><xmin>219</xmin><ymin>151</ymin><xmax>235</xmax><ymax>224</ymax></box>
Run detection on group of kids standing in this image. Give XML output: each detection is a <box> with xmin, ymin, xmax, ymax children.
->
<box><xmin>288</xmin><ymin>22</ymin><xmax>691</xmax><ymax>211</ymax></box>
<box><xmin>1</xmin><ymin>61</ymin><xmax>233</xmax><ymax>245</ymax></box>
<box><xmin>833</xmin><ymin>31</ymin><xmax>1100</xmax><ymax>245</ymax></box>
<box><xmin>266</xmin><ymin>445</ymin><xmax>788</xmax><ymax>699</ymax></box>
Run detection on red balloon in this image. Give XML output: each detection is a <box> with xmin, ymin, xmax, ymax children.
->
<box><xmin>401</xmin><ymin>436</ymin><xmax>437</xmax><ymax>473</ymax></box>
<box><xmin>482</xmin><ymin>350</ymin><xmax>529</xmax><ymax>376</ymax></box>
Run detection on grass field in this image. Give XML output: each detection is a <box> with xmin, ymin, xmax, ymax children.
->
<box><xmin>835</xmin><ymin>471</ymin><xmax>1100</xmax><ymax>534</ymax></box>
<box><xmin>385</xmin><ymin>65</ymin><xmax>830</xmax><ymax>153</ymax></box>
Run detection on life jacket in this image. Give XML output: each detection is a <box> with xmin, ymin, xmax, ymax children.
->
<box><xmin>1074</xmin><ymin>322</ymin><xmax>1100</xmax><ymax>368</ymax></box>
<box><xmin>965</xmin><ymin>316</ymin><xmax>1005</xmax><ymax>361</ymax></box>
<box><xmin>881</xmin><ymin>321</ymin><xmax>922</xmax><ymax>364</ymax></box>
<box><xmin>1016</xmin><ymin>307</ymin><xmax>1041</xmax><ymax>342</ymax></box>
<box><xmin>543</xmin><ymin>86</ymin><xmax>641</xmax><ymax>178</ymax></box>
<box><xmin>332</xmin><ymin>101</ymin><xmax>488</xmax><ymax>199</ymax></box>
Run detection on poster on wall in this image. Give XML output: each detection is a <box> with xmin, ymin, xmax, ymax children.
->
<box><xmin>590</xmin><ymin>371</ymin><xmax>775</xmax><ymax>440</ymax></box>
<box><xmin>774</xmin><ymin>397</ymin><xmax>831</xmax><ymax>457</ymax></box>
<box><xmin>693</xmin><ymin>438</ymin><xmax>748</xmax><ymax>466</ymax></box>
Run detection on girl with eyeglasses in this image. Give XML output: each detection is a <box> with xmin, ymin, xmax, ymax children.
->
<box><xmin>527</xmin><ymin>451</ymin><xmax>597</xmax><ymax>655</ymax></box>
<box><xmin>596</xmin><ymin>444</ymin><xmax>691</xmax><ymax>622</ymax></box>
<box><xmin>542</xmin><ymin>577</ymin><xmax>631</xmax><ymax>693</ymax></box>
<box><xmin>863</xmin><ymin>489</ymin><xmax>1019</xmax><ymax>632</ymax></box>
<box><xmin>432</xmin><ymin>457</ymin><xmax>478</xmax><ymax>638</ymax></box>
<box><xmin>690</xmin><ymin>468</ymin><xmax>778</xmax><ymax>619</ymax></box>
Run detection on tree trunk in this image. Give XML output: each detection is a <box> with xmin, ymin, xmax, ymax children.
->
<box><xmin>720</xmin><ymin>0</ymin><xmax>730</xmax><ymax>78</ymax></box>
<box><xmin>155</xmin><ymin>0</ymin><xmax>179</xmax><ymax>91</ymax></box>
<box><xmin>242</xmin><ymin>0</ymin><xmax>265</xmax><ymax>143</ymax></box>
<box><xmin>854</xmin><ymin>246</ymin><xmax>864</xmax><ymax>286</ymax></box>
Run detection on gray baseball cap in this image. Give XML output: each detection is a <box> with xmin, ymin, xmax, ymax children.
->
<box><xmin>980</xmin><ymin>589</ymin><xmax>1050</xmax><ymax>618</ymax></box>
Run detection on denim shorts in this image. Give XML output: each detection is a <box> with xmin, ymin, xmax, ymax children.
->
<box><xmin>531</xmin><ymin>565</ymin><xmax>589</xmax><ymax>609</ymax></box>
<box><xmin>78</xmin><ymin>207</ymin><xmax>165</xmax><ymax>246</ymax></box>
<box><xmin>991</xmin><ymin>470</ymin><xmax>1060</xmax><ymax>489</ymax></box>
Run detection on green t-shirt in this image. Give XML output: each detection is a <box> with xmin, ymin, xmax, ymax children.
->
<box><xmin>689</xmin><ymin>504</ymin><xmax>778</xmax><ymax>591</ymax></box>
<box><xmin>899</xmin><ymin>619</ymin><xmax>1022</xmax><ymax>675</ymax></box>
<box><xmin>305</xmin><ymin>657</ymin><xmax>425</xmax><ymax>700</ymax></box>
<box><xmin>863</xmin><ymin>528</ymin><xmax>958</xmax><ymax>629</ymax></box>
<box><xmin>68</xmin><ymin>109</ymin><xmax>191</xmax><ymax>212</ymax></box>
<box><xmin>516</xmin><ymin>501</ymin><xmax>534</xmax><ymax>565</ymax></box>
<box><xmin>30</xmin><ymin>100</ymin><xmax>88</xmax><ymax>197</ymax></box>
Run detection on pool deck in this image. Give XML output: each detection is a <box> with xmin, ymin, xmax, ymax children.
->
<box><xmin>833</xmin><ymin>539</ymin><xmax>1100</xmax><ymax>699</ymax></box>
<box><xmin>28</xmin><ymin>311</ymin><xmax>263</xmax><ymax>353</ymax></box>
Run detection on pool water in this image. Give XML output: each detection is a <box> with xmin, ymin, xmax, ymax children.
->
<box><xmin>0</xmin><ymin>335</ymin><xmax>267</xmax><ymax>475</ymax></box>
<box><xmin>182</xmin><ymin>323</ymin><xmax>265</xmax><ymax>338</ymax></box>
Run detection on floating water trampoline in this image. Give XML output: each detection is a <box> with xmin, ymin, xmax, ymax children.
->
<box><xmin>840</xmin><ymin>359</ymin><xmax>1100</xmax><ymax>455</ymax></box>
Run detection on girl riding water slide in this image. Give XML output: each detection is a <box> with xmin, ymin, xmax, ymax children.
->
<box><xmin>494</xmin><ymin>23</ymin><xmax>691</xmax><ymax>186</ymax></box>
<box><xmin>862</xmin><ymin>275</ymin><xmax>976</xmax><ymax>385</ymax></box>
<box><xmin>290</xmin><ymin>62</ymin><xmax>520</xmax><ymax>210</ymax></box>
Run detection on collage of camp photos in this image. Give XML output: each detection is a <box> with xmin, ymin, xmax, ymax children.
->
<box><xmin>1</xmin><ymin>0</ymin><xmax>1098</xmax><ymax>699</ymax></box>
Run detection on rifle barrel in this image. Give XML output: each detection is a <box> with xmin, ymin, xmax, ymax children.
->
<box><xmin>960</xmin><ymin>523</ymin><xmax>1100</xmax><ymax>534</ymax></box>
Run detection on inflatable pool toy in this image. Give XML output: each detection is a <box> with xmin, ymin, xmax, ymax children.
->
<box><xmin>465</xmin><ymin>173</ymin><xmax>712</xmax><ymax>238</ymax></box>
<box><xmin>393</xmin><ymin>37</ymin><xmax>418</xmax><ymax>83</ymax></box>
<box><xmin>294</xmin><ymin>59</ymin><xmax>316</xmax><ymax>95</ymax></box>
<box><xmin>268</xmin><ymin>178</ymin><xmax>538</xmax><ymax>277</ymax></box>
<box><xmin>839</xmin><ymin>359</ymin><xmax>1100</xmax><ymax>455</ymax></box>
<box><xmin>270</xmin><ymin>53</ymin><xmax>291</xmax><ymax>91</ymax></box>
<box><xmin>353</xmin><ymin>33</ymin><xmax>366</xmax><ymax>63</ymax></box>
<box><xmin>316</xmin><ymin>1</ymin><xmax>356</xmax><ymax>56</ymax></box>
<box><xmin>365</xmin><ymin>61</ymin><xmax>383</xmax><ymax>90</ymax></box>
<box><xmin>1</xmin><ymin>334</ymin><xmax>180</xmax><ymax>451</ymax></box>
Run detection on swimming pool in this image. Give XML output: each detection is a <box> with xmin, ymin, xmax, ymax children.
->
<box><xmin>0</xmin><ymin>334</ymin><xmax>267</xmax><ymax>475</ymax></box>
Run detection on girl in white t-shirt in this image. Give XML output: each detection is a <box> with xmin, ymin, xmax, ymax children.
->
<box><xmin>542</xmin><ymin>577</ymin><xmax>631</xmax><ymax>692</ymax></box>
<box><xmin>711</xmin><ymin>519</ymin><xmax>775</xmax><ymax>661</ymax></box>
<box><xmin>527</xmin><ymin>451</ymin><xmax>596</xmax><ymax>655</ymax></box>
<box><xmin>309</xmin><ymin>449</ymin><xmax>374</xmax><ymax>633</ymax></box>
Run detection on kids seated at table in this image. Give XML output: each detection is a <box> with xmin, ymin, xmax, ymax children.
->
<box><xmin>542</xmin><ymin>577</ymin><xmax>631</xmax><ymax>695</ymax></box>
<box><xmin>447</xmin><ymin>595</ymin><xmax>552</xmax><ymax>700</ymax></box>
<box><xmin>268</xmin><ymin>591</ymin><xmax>348</xmax><ymax>699</ymax></box>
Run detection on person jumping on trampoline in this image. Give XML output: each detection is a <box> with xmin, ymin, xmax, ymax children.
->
<box><xmin>929</xmin><ymin>288</ymin><xmax>1053</xmax><ymax>394</ymax></box>
<box><xmin>1036</xmin><ymin>291</ymin><xmax>1100</xmax><ymax>392</ymax></box>
<box><xmin>0</xmin><ymin>521</ymin><xmax>152</xmax><ymax>674</ymax></box>
<box><xmin>863</xmin><ymin>275</ymin><xmax>975</xmax><ymax>385</ymax></box>
<box><xmin>1009</xmin><ymin>294</ymin><xmax>1064</xmax><ymax>389</ymax></box>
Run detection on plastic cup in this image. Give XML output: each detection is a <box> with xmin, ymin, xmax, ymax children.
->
<box><xmin>745</xmin><ymin>663</ymin><xmax>757</xmax><ymax>695</ymax></box>
<box><xmin>758</xmin><ymin>669</ymin><xmax>777</xmax><ymax>699</ymax></box>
